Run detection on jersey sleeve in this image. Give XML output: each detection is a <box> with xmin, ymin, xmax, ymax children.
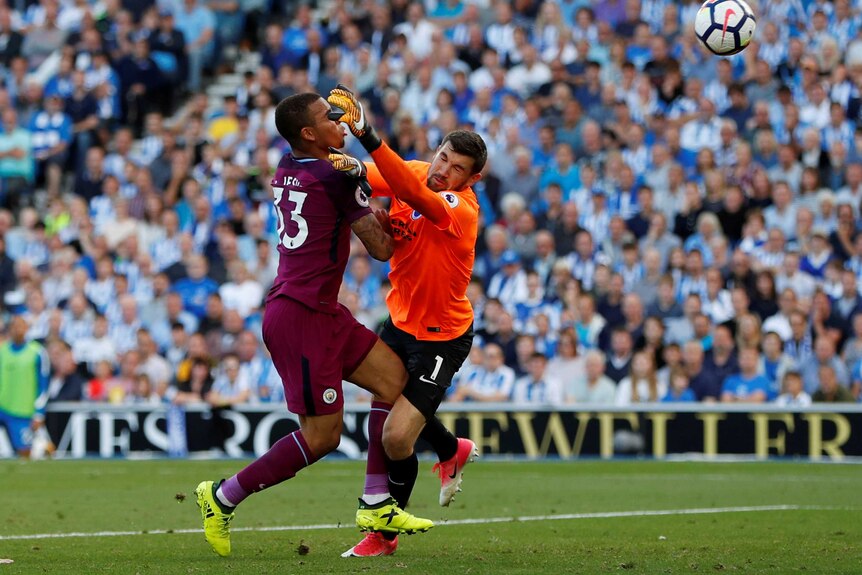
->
<box><xmin>327</xmin><ymin>171</ymin><xmax>373</xmax><ymax>224</ymax></box>
<box><xmin>434</xmin><ymin>187</ymin><xmax>479</xmax><ymax>240</ymax></box>
<box><xmin>365</xmin><ymin>163</ymin><xmax>393</xmax><ymax>198</ymax></box>
<box><xmin>369</xmin><ymin>142</ymin><xmax>453</xmax><ymax>230</ymax></box>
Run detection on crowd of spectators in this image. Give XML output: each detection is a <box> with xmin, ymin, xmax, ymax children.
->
<box><xmin>1</xmin><ymin>0</ymin><xmax>862</xmax><ymax>412</ymax></box>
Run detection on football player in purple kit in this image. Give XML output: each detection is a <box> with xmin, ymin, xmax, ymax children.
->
<box><xmin>193</xmin><ymin>93</ymin><xmax>433</xmax><ymax>557</ymax></box>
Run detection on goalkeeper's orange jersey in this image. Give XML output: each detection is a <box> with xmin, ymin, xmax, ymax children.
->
<box><xmin>365</xmin><ymin>145</ymin><xmax>478</xmax><ymax>341</ymax></box>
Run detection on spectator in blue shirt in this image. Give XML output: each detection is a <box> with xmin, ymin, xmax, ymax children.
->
<box><xmin>29</xmin><ymin>93</ymin><xmax>71</xmax><ymax>198</ymax></box>
<box><xmin>662</xmin><ymin>368</ymin><xmax>697</xmax><ymax>402</ymax></box>
<box><xmin>172</xmin><ymin>254</ymin><xmax>219</xmax><ymax>320</ymax></box>
<box><xmin>539</xmin><ymin>143</ymin><xmax>580</xmax><ymax>199</ymax></box>
<box><xmin>174</xmin><ymin>0</ymin><xmax>216</xmax><ymax>92</ymax></box>
<box><xmin>721</xmin><ymin>346</ymin><xmax>771</xmax><ymax>403</ymax></box>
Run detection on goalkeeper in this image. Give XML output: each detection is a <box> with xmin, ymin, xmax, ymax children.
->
<box><xmin>328</xmin><ymin>85</ymin><xmax>487</xmax><ymax>558</ymax></box>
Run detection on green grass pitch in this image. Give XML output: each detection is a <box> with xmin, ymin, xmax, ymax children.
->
<box><xmin>1</xmin><ymin>458</ymin><xmax>860</xmax><ymax>574</ymax></box>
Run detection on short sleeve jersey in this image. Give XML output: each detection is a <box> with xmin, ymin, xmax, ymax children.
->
<box><xmin>267</xmin><ymin>154</ymin><xmax>372</xmax><ymax>313</ymax></box>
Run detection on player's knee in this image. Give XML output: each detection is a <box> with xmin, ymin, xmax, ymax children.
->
<box><xmin>382</xmin><ymin>425</ymin><xmax>412</xmax><ymax>460</ymax></box>
<box><xmin>303</xmin><ymin>428</ymin><xmax>341</xmax><ymax>456</ymax></box>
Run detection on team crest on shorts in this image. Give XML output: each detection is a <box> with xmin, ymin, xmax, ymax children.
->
<box><xmin>440</xmin><ymin>191</ymin><xmax>459</xmax><ymax>208</ymax></box>
<box><xmin>322</xmin><ymin>388</ymin><xmax>338</xmax><ymax>404</ymax></box>
<box><xmin>355</xmin><ymin>186</ymin><xmax>370</xmax><ymax>207</ymax></box>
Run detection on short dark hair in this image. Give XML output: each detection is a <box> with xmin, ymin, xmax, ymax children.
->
<box><xmin>440</xmin><ymin>130</ymin><xmax>487</xmax><ymax>174</ymax></box>
<box><xmin>275</xmin><ymin>92</ymin><xmax>321</xmax><ymax>148</ymax></box>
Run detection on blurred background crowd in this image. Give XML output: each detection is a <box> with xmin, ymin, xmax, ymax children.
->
<box><xmin>1</xmin><ymin>0</ymin><xmax>862</xmax><ymax>411</ymax></box>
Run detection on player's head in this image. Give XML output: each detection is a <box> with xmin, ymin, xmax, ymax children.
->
<box><xmin>275</xmin><ymin>93</ymin><xmax>345</xmax><ymax>153</ymax></box>
<box><xmin>427</xmin><ymin>130</ymin><xmax>487</xmax><ymax>192</ymax></box>
<box><xmin>8</xmin><ymin>314</ymin><xmax>28</xmax><ymax>345</ymax></box>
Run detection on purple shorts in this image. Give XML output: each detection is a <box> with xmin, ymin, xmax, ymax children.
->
<box><xmin>262</xmin><ymin>296</ymin><xmax>378</xmax><ymax>415</ymax></box>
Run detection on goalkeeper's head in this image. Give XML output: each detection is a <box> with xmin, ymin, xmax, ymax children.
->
<box><xmin>427</xmin><ymin>130</ymin><xmax>488</xmax><ymax>193</ymax></box>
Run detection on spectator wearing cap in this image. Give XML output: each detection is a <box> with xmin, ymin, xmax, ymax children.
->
<box><xmin>487</xmin><ymin>250</ymin><xmax>528</xmax><ymax>309</ymax></box>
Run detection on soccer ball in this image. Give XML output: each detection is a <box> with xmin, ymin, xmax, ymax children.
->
<box><xmin>694</xmin><ymin>0</ymin><xmax>756</xmax><ymax>56</ymax></box>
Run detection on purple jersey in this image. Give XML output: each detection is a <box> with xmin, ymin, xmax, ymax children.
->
<box><xmin>267</xmin><ymin>154</ymin><xmax>372</xmax><ymax>313</ymax></box>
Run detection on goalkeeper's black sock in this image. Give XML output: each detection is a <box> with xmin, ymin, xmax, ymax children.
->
<box><xmin>420</xmin><ymin>417</ymin><xmax>458</xmax><ymax>462</ymax></box>
<box><xmin>386</xmin><ymin>452</ymin><xmax>418</xmax><ymax>510</ymax></box>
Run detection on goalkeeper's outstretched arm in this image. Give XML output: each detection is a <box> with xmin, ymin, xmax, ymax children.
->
<box><xmin>327</xmin><ymin>84</ymin><xmax>451</xmax><ymax>229</ymax></box>
<box><xmin>366</xmin><ymin>143</ymin><xmax>452</xmax><ymax>229</ymax></box>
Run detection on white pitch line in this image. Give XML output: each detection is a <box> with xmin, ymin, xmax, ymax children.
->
<box><xmin>0</xmin><ymin>505</ymin><xmax>849</xmax><ymax>542</ymax></box>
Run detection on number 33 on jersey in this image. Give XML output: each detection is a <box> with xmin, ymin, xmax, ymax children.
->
<box><xmin>267</xmin><ymin>156</ymin><xmax>373</xmax><ymax>313</ymax></box>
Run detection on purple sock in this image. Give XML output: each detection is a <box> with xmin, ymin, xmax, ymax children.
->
<box><xmin>223</xmin><ymin>431</ymin><xmax>318</xmax><ymax>506</ymax></box>
<box><xmin>364</xmin><ymin>401</ymin><xmax>392</xmax><ymax>497</ymax></box>
<box><xmin>218</xmin><ymin>475</ymin><xmax>247</xmax><ymax>508</ymax></box>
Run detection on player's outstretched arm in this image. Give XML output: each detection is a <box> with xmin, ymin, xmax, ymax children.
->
<box><xmin>366</xmin><ymin>143</ymin><xmax>452</xmax><ymax>229</ymax></box>
<box><xmin>351</xmin><ymin>212</ymin><xmax>394</xmax><ymax>261</ymax></box>
<box><xmin>328</xmin><ymin>85</ymin><xmax>451</xmax><ymax>228</ymax></box>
